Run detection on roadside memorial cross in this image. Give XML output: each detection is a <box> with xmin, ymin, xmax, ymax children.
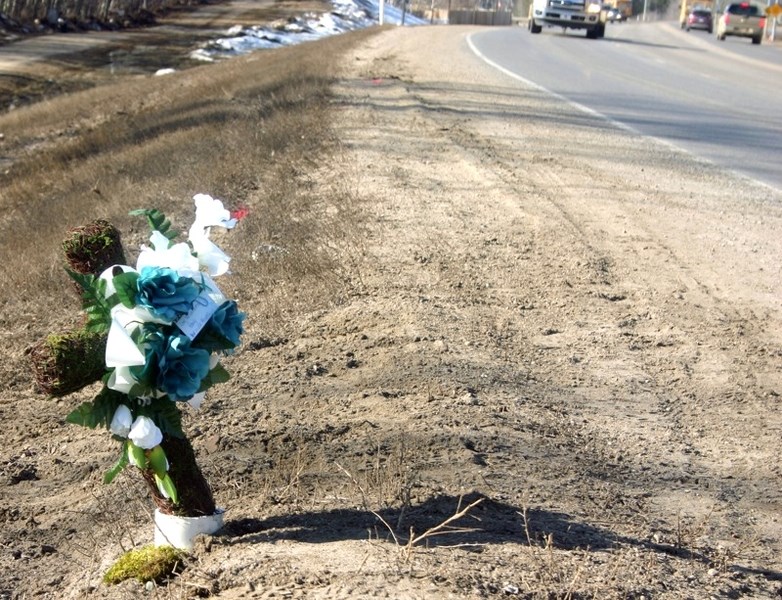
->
<box><xmin>24</xmin><ymin>194</ymin><xmax>248</xmax><ymax>562</ymax></box>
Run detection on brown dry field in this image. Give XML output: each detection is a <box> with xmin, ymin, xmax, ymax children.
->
<box><xmin>1</xmin><ymin>4</ymin><xmax>782</xmax><ymax>599</ymax></box>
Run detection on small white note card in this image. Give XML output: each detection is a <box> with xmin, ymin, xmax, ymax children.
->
<box><xmin>176</xmin><ymin>291</ymin><xmax>220</xmax><ymax>340</ymax></box>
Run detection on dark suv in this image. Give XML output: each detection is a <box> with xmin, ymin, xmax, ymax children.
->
<box><xmin>686</xmin><ymin>8</ymin><xmax>713</xmax><ymax>33</ymax></box>
<box><xmin>717</xmin><ymin>2</ymin><xmax>766</xmax><ymax>44</ymax></box>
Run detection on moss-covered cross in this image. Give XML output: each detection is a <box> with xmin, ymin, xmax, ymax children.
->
<box><xmin>28</xmin><ymin>220</ymin><xmax>216</xmax><ymax>517</ymax></box>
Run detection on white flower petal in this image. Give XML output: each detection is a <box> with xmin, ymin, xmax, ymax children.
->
<box><xmin>105</xmin><ymin>312</ymin><xmax>146</xmax><ymax>368</ymax></box>
<box><xmin>128</xmin><ymin>416</ymin><xmax>163</xmax><ymax>449</ymax></box>
<box><xmin>136</xmin><ymin>240</ymin><xmax>199</xmax><ymax>274</ymax></box>
<box><xmin>109</xmin><ymin>405</ymin><xmax>133</xmax><ymax>437</ymax></box>
<box><xmin>192</xmin><ymin>194</ymin><xmax>238</xmax><ymax>230</ymax></box>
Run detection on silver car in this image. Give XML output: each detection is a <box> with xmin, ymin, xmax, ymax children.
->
<box><xmin>716</xmin><ymin>2</ymin><xmax>766</xmax><ymax>44</ymax></box>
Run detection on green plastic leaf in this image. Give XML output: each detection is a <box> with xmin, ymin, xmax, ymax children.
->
<box><xmin>104</xmin><ymin>444</ymin><xmax>130</xmax><ymax>484</ymax></box>
<box><xmin>66</xmin><ymin>388</ymin><xmax>124</xmax><ymax>429</ymax></box>
<box><xmin>210</xmin><ymin>363</ymin><xmax>231</xmax><ymax>384</ymax></box>
<box><xmin>197</xmin><ymin>364</ymin><xmax>231</xmax><ymax>394</ymax></box>
<box><xmin>155</xmin><ymin>473</ymin><xmax>179</xmax><ymax>505</ymax></box>
<box><xmin>65</xmin><ymin>269</ymin><xmax>112</xmax><ymax>333</ymax></box>
<box><xmin>148</xmin><ymin>446</ymin><xmax>169</xmax><ymax>478</ymax></box>
<box><xmin>136</xmin><ymin>398</ymin><xmax>184</xmax><ymax>438</ymax></box>
<box><xmin>127</xmin><ymin>442</ymin><xmax>147</xmax><ymax>469</ymax></box>
<box><xmin>66</xmin><ymin>269</ymin><xmax>98</xmax><ymax>295</ymax></box>
<box><xmin>112</xmin><ymin>271</ymin><xmax>140</xmax><ymax>309</ymax></box>
<box><xmin>129</xmin><ymin>209</ymin><xmax>180</xmax><ymax>241</ymax></box>
<box><xmin>193</xmin><ymin>329</ymin><xmax>236</xmax><ymax>352</ymax></box>
<box><xmin>66</xmin><ymin>402</ymin><xmax>98</xmax><ymax>428</ymax></box>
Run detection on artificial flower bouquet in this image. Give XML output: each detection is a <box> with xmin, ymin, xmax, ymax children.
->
<box><xmin>65</xmin><ymin>194</ymin><xmax>245</xmax><ymax>517</ymax></box>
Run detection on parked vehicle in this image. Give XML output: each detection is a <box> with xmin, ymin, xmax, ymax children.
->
<box><xmin>686</xmin><ymin>7</ymin><xmax>713</xmax><ymax>32</ymax></box>
<box><xmin>529</xmin><ymin>0</ymin><xmax>607</xmax><ymax>38</ymax></box>
<box><xmin>603</xmin><ymin>4</ymin><xmax>624</xmax><ymax>21</ymax></box>
<box><xmin>716</xmin><ymin>1</ymin><xmax>765</xmax><ymax>44</ymax></box>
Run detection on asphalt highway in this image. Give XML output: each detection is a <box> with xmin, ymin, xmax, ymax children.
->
<box><xmin>468</xmin><ymin>20</ymin><xmax>782</xmax><ymax>192</ymax></box>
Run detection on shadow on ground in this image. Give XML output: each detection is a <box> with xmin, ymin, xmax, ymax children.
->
<box><xmin>219</xmin><ymin>490</ymin><xmax>708</xmax><ymax>557</ymax></box>
<box><xmin>218</xmin><ymin>490</ymin><xmax>782</xmax><ymax>587</ymax></box>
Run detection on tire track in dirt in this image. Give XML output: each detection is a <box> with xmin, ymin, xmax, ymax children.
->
<box><xmin>442</xmin><ymin>95</ymin><xmax>781</xmax><ymax>539</ymax></box>
<box><xmin>363</xmin><ymin>34</ymin><xmax>782</xmax><ymax>574</ymax></box>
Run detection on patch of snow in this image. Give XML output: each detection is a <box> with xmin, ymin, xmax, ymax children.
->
<box><xmin>189</xmin><ymin>0</ymin><xmax>431</xmax><ymax>62</ymax></box>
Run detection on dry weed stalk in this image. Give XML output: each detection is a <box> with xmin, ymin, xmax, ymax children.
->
<box><xmin>401</xmin><ymin>495</ymin><xmax>484</xmax><ymax>561</ymax></box>
<box><xmin>674</xmin><ymin>507</ymin><xmax>714</xmax><ymax>556</ymax></box>
<box><xmin>335</xmin><ymin>462</ymin><xmax>484</xmax><ymax>564</ymax></box>
<box><xmin>518</xmin><ymin>503</ymin><xmax>591</xmax><ymax>597</ymax></box>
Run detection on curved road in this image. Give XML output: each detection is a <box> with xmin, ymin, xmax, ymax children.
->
<box><xmin>467</xmin><ymin>21</ymin><xmax>782</xmax><ymax>191</ymax></box>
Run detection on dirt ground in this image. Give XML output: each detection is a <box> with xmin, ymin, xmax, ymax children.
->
<box><xmin>2</xmin><ymin>10</ymin><xmax>782</xmax><ymax>600</ymax></box>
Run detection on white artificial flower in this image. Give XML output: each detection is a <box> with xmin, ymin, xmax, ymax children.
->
<box><xmin>191</xmin><ymin>194</ymin><xmax>238</xmax><ymax>231</ymax></box>
<box><xmin>187</xmin><ymin>194</ymin><xmax>237</xmax><ymax>277</ymax></box>
<box><xmin>128</xmin><ymin>416</ymin><xmax>163</xmax><ymax>450</ymax></box>
<box><xmin>136</xmin><ymin>234</ymin><xmax>199</xmax><ymax>274</ymax></box>
<box><xmin>109</xmin><ymin>405</ymin><xmax>133</xmax><ymax>437</ymax></box>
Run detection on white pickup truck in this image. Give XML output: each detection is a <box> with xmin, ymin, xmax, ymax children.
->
<box><xmin>528</xmin><ymin>0</ymin><xmax>608</xmax><ymax>38</ymax></box>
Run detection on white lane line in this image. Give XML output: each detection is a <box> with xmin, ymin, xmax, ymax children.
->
<box><xmin>464</xmin><ymin>30</ymin><xmax>782</xmax><ymax>194</ymax></box>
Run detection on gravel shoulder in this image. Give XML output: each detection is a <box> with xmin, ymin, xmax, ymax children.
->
<box><xmin>286</xmin><ymin>25</ymin><xmax>782</xmax><ymax>597</ymax></box>
<box><xmin>2</xmin><ymin>22</ymin><xmax>782</xmax><ymax>600</ymax></box>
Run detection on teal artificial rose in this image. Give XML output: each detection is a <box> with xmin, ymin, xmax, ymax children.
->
<box><xmin>195</xmin><ymin>300</ymin><xmax>245</xmax><ymax>353</ymax></box>
<box><xmin>156</xmin><ymin>334</ymin><xmax>211</xmax><ymax>401</ymax></box>
<box><xmin>136</xmin><ymin>266</ymin><xmax>201</xmax><ymax>322</ymax></box>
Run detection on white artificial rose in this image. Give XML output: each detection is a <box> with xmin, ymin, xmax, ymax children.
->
<box><xmin>136</xmin><ymin>235</ymin><xmax>199</xmax><ymax>274</ymax></box>
<box><xmin>128</xmin><ymin>416</ymin><xmax>163</xmax><ymax>450</ymax></box>
<box><xmin>192</xmin><ymin>194</ymin><xmax>237</xmax><ymax>230</ymax></box>
<box><xmin>109</xmin><ymin>405</ymin><xmax>133</xmax><ymax>437</ymax></box>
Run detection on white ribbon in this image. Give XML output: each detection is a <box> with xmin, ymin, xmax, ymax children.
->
<box><xmin>107</xmin><ymin>365</ymin><xmax>138</xmax><ymax>395</ymax></box>
<box><xmin>105</xmin><ymin>307</ymin><xmax>146</xmax><ymax>368</ymax></box>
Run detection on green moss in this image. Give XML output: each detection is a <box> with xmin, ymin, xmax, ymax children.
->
<box><xmin>29</xmin><ymin>328</ymin><xmax>107</xmax><ymax>396</ymax></box>
<box><xmin>62</xmin><ymin>219</ymin><xmax>126</xmax><ymax>276</ymax></box>
<box><xmin>103</xmin><ymin>545</ymin><xmax>186</xmax><ymax>585</ymax></box>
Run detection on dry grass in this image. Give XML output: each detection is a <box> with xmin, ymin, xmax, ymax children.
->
<box><xmin>0</xmin><ymin>29</ymin><xmax>374</xmax><ymax>381</ymax></box>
